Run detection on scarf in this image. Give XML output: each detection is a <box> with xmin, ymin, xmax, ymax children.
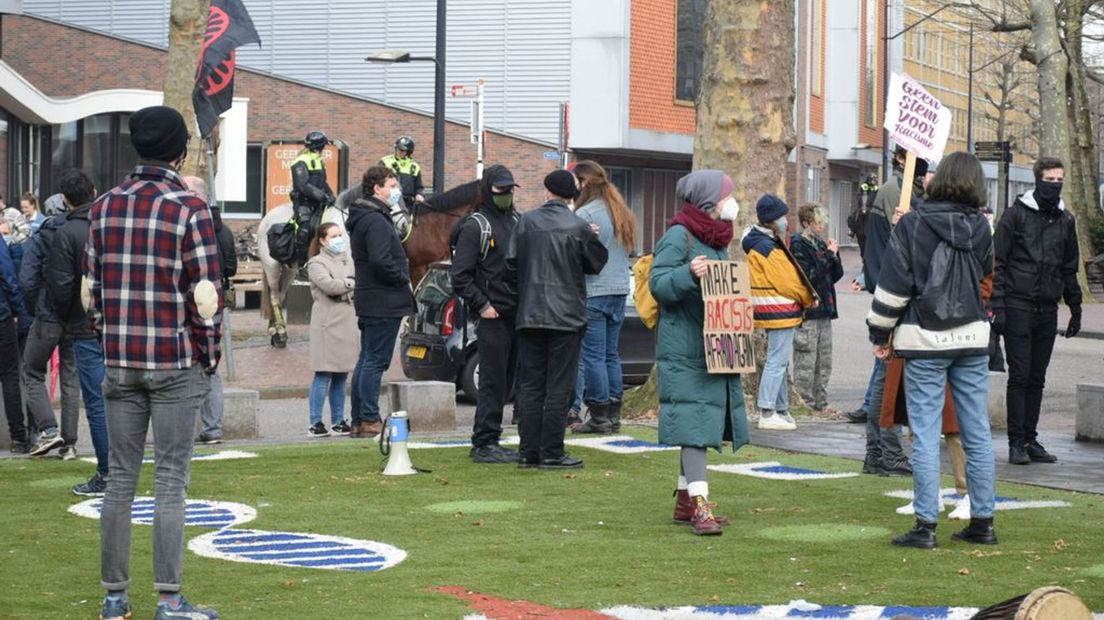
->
<box><xmin>670</xmin><ymin>203</ymin><xmax>733</xmax><ymax>249</ymax></box>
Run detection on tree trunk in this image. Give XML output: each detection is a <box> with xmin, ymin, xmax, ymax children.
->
<box><xmin>693</xmin><ymin>0</ymin><xmax>796</xmax><ymax>258</ymax></box>
<box><xmin>163</xmin><ymin>0</ymin><xmax>211</xmax><ymax>178</ymax></box>
<box><xmin>1028</xmin><ymin>0</ymin><xmax>1069</xmax><ymax>165</ymax></box>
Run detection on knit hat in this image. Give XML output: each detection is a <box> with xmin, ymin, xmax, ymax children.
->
<box><xmin>0</xmin><ymin>207</ymin><xmax>30</xmax><ymax>245</ymax></box>
<box><xmin>129</xmin><ymin>106</ymin><xmax>190</xmax><ymax>162</ymax></box>
<box><xmin>756</xmin><ymin>194</ymin><xmax>789</xmax><ymax>224</ymax></box>
<box><xmin>544</xmin><ymin>169</ymin><xmax>579</xmax><ymax>199</ymax></box>
<box><xmin>676</xmin><ymin>170</ymin><xmax>734</xmax><ymax>212</ymax></box>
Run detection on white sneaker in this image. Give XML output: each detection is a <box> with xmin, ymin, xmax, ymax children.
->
<box><xmin>758</xmin><ymin>413</ymin><xmax>797</xmax><ymax>431</ymax></box>
<box><xmin>948</xmin><ymin>495</ymin><xmax>971</xmax><ymax>521</ymax></box>
<box><xmin>895</xmin><ymin>497</ymin><xmax>946</xmax><ymax>515</ymax></box>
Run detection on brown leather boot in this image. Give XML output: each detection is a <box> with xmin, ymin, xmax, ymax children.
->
<box><xmin>673</xmin><ymin>489</ymin><xmax>730</xmax><ymax>526</ymax></box>
<box><xmin>689</xmin><ymin>495</ymin><xmax>723</xmax><ymax>536</ymax></box>
<box><xmin>363</xmin><ymin>420</ymin><xmax>384</xmax><ymax>438</ymax></box>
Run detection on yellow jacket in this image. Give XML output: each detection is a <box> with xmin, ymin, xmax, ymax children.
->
<box><xmin>741</xmin><ymin>226</ymin><xmax>815</xmax><ymax>329</ymax></box>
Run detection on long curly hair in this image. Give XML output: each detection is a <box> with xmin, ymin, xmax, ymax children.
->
<box><xmin>573</xmin><ymin>160</ymin><xmax>636</xmax><ymax>253</ymax></box>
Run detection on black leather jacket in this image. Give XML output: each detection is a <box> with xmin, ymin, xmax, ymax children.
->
<box><xmin>992</xmin><ymin>191</ymin><xmax>1082</xmax><ymax>311</ymax></box>
<box><xmin>507</xmin><ymin>200</ymin><xmax>608</xmax><ymax>331</ymax></box>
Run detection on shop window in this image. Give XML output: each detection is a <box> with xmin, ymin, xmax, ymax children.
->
<box><xmin>676</xmin><ymin>0</ymin><xmax>707</xmax><ymax>102</ymax></box>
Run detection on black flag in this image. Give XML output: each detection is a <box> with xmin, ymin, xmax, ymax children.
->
<box><xmin>193</xmin><ymin>0</ymin><xmax>261</xmax><ymax>139</ymax></box>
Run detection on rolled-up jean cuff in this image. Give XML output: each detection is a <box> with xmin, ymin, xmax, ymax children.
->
<box><xmin>154</xmin><ymin>581</ymin><xmax>182</xmax><ymax>593</ymax></box>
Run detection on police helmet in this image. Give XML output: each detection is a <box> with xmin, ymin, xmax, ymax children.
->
<box><xmin>305</xmin><ymin>131</ymin><xmax>330</xmax><ymax>151</ymax></box>
<box><xmin>395</xmin><ymin>136</ymin><xmax>415</xmax><ymax>155</ymax></box>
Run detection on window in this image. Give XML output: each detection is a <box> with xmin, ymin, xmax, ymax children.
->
<box><xmin>805</xmin><ymin>165</ymin><xmax>822</xmax><ymax>203</ymax></box>
<box><xmin>810</xmin><ymin>0</ymin><xmax>824</xmax><ymax>96</ymax></box>
<box><xmin>83</xmin><ymin>114</ymin><xmax>116</xmax><ymax>196</ymax></box>
<box><xmin>676</xmin><ymin>0</ymin><xmax>707</xmax><ymax>102</ymax></box>
<box><xmin>864</xmin><ymin>0</ymin><xmax>879</xmax><ymax>127</ymax></box>
<box><xmin>222</xmin><ymin>145</ymin><xmax>264</xmax><ymax>215</ymax></box>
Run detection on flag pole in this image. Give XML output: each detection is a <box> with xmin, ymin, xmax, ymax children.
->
<box><xmin>206</xmin><ymin>137</ymin><xmax>236</xmax><ymax>381</ymax></box>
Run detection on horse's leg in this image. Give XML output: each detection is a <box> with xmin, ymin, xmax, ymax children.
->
<box><xmin>270</xmin><ymin>299</ymin><xmax>288</xmax><ymax>348</ymax></box>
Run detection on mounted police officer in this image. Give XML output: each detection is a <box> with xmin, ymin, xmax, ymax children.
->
<box><xmin>379</xmin><ymin>136</ymin><xmax>425</xmax><ymax>207</ymax></box>
<box><xmin>291</xmin><ymin>131</ymin><xmax>337</xmax><ymax>264</ymax></box>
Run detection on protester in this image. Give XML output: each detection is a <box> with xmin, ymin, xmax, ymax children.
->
<box><xmin>570</xmin><ymin>160</ymin><xmax>636</xmax><ymax>435</ymax></box>
<box><xmin>508</xmin><ymin>169</ymin><xmax>607</xmax><ymax>470</ymax></box>
<box><xmin>790</xmin><ymin>204</ymin><xmax>843</xmax><ymax>412</ymax></box>
<box><xmin>380</xmin><ymin>136</ymin><xmax>425</xmax><ymax>205</ymax></box>
<box><xmin>21</xmin><ymin>189</ymin><xmax>81</xmax><ymax>460</ymax></box>
<box><xmin>184</xmin><ymin>176</ymin><xmax>236</xmax><ymax>445</ymax></box>
<box><xmin>742</xmin><ymin>194</ymin><xmax>815</xmax><ymax>431</ymax></box>
<box><xmin>650</xmin><ymin>170</ymin><xmax>746</xmax><ymax>536</ymax></box>
<box><xmin>347</xmin><ymin>165</ymin><xmax>416</xmax><ymax>439</ymax></box>
<box><xmin>20</xmin><ymin>193</ymin><xmax>46</xmax><ymax>234</ymax></box>
<box><xmin>1</xmin><ymin>233</ymin><xmax>31</xmax><ymax>454</ymax></box>
<box><xmin>867</xmin><ymin>151</ymin><xmax>997</xmax><ymax>549</ymax></box>
<box><xmin>993</xmin><ymin>156</ymin><xmax>1082</xmax><ymax>465</ymax></box>
<box><xmin>1</xmin><ymin>207</ymin><xmax>30</xmax><ymax>277</ymax></box>
<box><xmin>87</xmin><ymin>105</ymin><xmax>223</xmax><ymax>620</ymax></box>
<box><xmin>45</xmin><ymin>169</ymin><xmax>110</xmax><ymax>495</ymax></box>
<box><xmin>303</xmin><ymin>222</ymin><xmax>356</xmax><ymax>438</ymax></box>
<box><xmin>451</xmin><ymin>164</ymin><xmax>522</xmax><ymax>463</ymax></box>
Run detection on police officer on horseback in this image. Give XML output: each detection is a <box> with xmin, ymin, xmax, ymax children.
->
<box><xmin>379</xmin><ymin>136</ymin><xmax>425</xmax><ymax>207</ymax></box>
<box><xmin>291</xmin><ymin>130</ymin><xmax>337</xmax><ymax>264</ymax></box>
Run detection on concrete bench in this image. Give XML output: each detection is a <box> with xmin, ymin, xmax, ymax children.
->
<box><xmin>389</xmin><ymin>381</ymin><xmax>456</xmax><ymax>433</ymax></box>
<box><xmin>988</xmin><ymin>371</ymin><xmax>1007</xmax><ymax>430</ymax></box>
<box><xmin>220</xmin><ymin>387</ymin><xmax>260</xmax><ymax>440</ymax></box>
<box><xmin>1076</xmin><ymin>383</ymin><xmax>1104</xmax><ymax>442</ymax></box>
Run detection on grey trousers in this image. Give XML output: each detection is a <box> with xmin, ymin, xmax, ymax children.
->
<box><xmin>100</xmin><ymin>365</ymin><xmax>209</xmax><ymax>593</ymax></box>
<box><xmin>21</xmin><ymin>319</ymin><xmax>80</xmax><ymax>443</ymax></box>
<box><xmin>793</xmin><ymin>317</ymin><xmax>832</xmax><ymax>410</ymax></box>
<box><xmin>864</xmin><ymin>357</ymin><xmax>907</xmax><ymax>465</ymax></box>
<box><xmin>199</xmin><ymin>371</ymin><xmax>223</xmax><ymax>439</ymax></box>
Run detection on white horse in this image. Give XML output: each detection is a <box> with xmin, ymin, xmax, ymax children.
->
<box><xmin>256</xmin><ymin>188</ymin><xmax>355</xmax><ymax>347</ymax></box>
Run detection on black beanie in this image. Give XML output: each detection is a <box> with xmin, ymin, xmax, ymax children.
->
<box><xmin>130</xmin><ymin>106</ymin><xmax>190</xmax><ymax>163</ymax></box>
<box><xmin>756</xmin><ymin>194</ymin><xmax>789</xmax><ymax>224</ymax></box>
<box><xmin>544</xmin><ymin>169</ymin><xmax>579</xmax><ymax>200</ymax></box>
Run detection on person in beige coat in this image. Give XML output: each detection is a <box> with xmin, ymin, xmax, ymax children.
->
<box><xmin>306</xmin><ymin>222</ymin><xmax>358</xmax><ymax>437</ymax></box>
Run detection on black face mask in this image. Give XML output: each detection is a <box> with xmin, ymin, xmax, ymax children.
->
<box><xmin>1035</xmin><ymin>181</ymin><xmax>1063</xmax><ymax>210</ymax></box>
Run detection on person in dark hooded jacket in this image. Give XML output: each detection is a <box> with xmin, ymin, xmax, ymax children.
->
<box><xmin>992</xmin><ymin>156</ymin><xmax>1082</xmax><ymax>465</ymax></box>
<box><xmin>347</xmin><ymin>165</ymin><xmax>416</xmax><ymax>438</ymax></box>
<box><xmin>451</xmin><ymin>164</ymin><xmax>521</xmax><ymax>464</ymax></box>
<box><xmin>867</xmin><ymin>151</ymin><xmax>997</xmax><ymax>551</ymax></box>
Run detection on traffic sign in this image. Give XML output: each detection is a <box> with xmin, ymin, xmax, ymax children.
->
<box><xmin>451</xmin><ymin>84</ymin><xmax>478</xmax><ymax>97</ymax></box>
<box><xmin>974</xmin><ymin>140</ymin><xmax>1012</xmax><ymax>163</ymax></box>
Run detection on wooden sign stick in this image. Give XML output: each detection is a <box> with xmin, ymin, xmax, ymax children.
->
<box><xmin>897</xmin><ymin>151</ymin><xmax>917</xmax><ymax>214</ymax></box>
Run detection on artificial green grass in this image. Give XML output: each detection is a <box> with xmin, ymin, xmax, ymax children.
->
<box><xmin>1</xmin><ymin>429</ymin><xmax>1102</xmax><ymax>619</ymax></box>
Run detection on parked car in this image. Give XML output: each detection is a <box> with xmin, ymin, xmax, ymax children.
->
<box><xmin>400</xmin><ymin>261</ymin><xmax>655</xmax><ymax>400</ymax></box>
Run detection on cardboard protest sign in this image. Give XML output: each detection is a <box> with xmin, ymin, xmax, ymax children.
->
<box><xmin>884</xmin><ymin>73</ymin><xmax>952</xmax><ymax>213</ymax></box>
<box><xmin>701</xmin><ymin>260</ymin><xmax>756</xmax><ymax>374</ymax></box>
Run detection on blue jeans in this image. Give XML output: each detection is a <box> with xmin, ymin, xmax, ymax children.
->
<box><xmin>757</xmin><ymin>328</ymin><xmax>795</xmax><ymax>412</ymax></box>
<box><xmin>310</xmin><ymin>371</ymin><xmax>347</xmax><ymax>426</ymax></box>
<box><xmin>351</xmin><ymin>317</ymin><xmax>400</xmax><ymax>424</ymax></box>
<box><xmin>904</xmin><ymin>355</ymin><xmax>995</xmax><ymax>524</ymax></box>
<box><xmin>572</xmin><ymin>295</ymin><xmax>626</xmax><ymax>409</ymax></box>
<box><xmin>861</xmin><ymin>359</ymin><xmax>879</xmax><ymax>412</ymax></box>
<box><xmin>73</xmin><ymin>338</ymin><xmax>108</xmax><ymax>476</ymax></box>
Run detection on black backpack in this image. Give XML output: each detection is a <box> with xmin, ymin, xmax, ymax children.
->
<box><xmin>450</xmin><ymin>211</ymin><xmax>517</xmax><ymax>261</ymax></box>
<box><xmin>267</xmin><ymin>220</ymin><xmax>298</xmax><ymax>266</ymax></box>
<box><xmin>913</xmin><ymin>214</ymin><xmax>984</xmax><ymax>331</ymax></box>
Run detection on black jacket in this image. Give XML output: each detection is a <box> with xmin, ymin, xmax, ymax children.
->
<box><xmin>212</xmin><ymin>209</ymin><xmax>238</xmax><ymax>287</ymax></box>
<box><xmin>347</xmin><ymin>196</ymin><xmax>416</xmax><ymax>318</ymax></box>
<box><xmin>867</xmin><ymin>200</ymin><xmax>993</xmax><ymax>358</ymax></box>
<box><xmin>507</xmin><ymin>200</ymin><xmax>608</xmax><ymax>331</ymax></box>
<box><xmin>992</xmin><ymin>191</ymin><xmax>1082</xmax><ymax>312</ymax></box>
<box><xmin>18</xmin><ymin>214</ymin><xmax>66</xmax><ymax>322</ymax></box>
<box><xmin>45</xmin><ymin>203</ymin><xmax>96</xmax><ymax>340</ymax></box>
<box><xmin>790</xmin><ymin>232</ymin><xmax>844</xmax><ymax>320</ymax></box>
<box><xmin>450</xmin><ymin>169</ymin><xmax>519</xmax><ymax>318</ymax></box>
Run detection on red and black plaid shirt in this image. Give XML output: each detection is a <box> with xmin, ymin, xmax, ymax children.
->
<box><xmin>84</xmin><ymin>165</ymin><xmax>222</xmax><ymax>370</ymax></box>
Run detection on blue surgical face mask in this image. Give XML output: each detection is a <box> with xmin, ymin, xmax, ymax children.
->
<box><xmin>389</xmin><ymin>187</ymin><xmax>403</xmax><ymax>207</ymax></box>
<box><xmin>775</xmin><ymin>216</ymin><xmax>789</xmax><ymax>235</ymax></box>
<box><xmin>328</xmin><ymin>236</ymin><xmax>347</xmax><ymax>254</ymax></box>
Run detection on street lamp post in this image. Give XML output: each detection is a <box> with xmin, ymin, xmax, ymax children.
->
<box><xmin>365</xmin><ymin>0</ymin><xmax>447</xmax><ymax>195</ymax></box>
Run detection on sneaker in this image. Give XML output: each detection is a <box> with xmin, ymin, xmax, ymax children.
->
<box><xmin>948</xmin><ymin>495</ymin><xmax>971</xmax><ymax>521</ymax></box>
<box><xmin>100</xmin><ymin>595</ymin><xmax>132</xmax><ymax>620</ymax></box>
<box><xmin>195</xmin><ymin>434</ymin><xmax>222</xmax><ymax>445</ymax></box>
<box><xmin>331</xmin><ymin>420</ymin><xmax>352</xmax><ymax>436</ymax></box>
<box><xmin>845</xmin><ymin>408</ymin><xmax>868</xmax><ymax>424</ymax></box>
<box><xmin>29</xmin><ymin>430</ymin><xmax>65</xmax><ymax>457</ymax></box>
<box><xmin>470</xmin><ymin>445</ymin><xmax>516</xmax><ymax>464</ymax></box>
<box><xmin>1025</xmin><ymin>440</ymin><xmax>1058</xmax><ymax>463</ymax></box>
<box><xmin>879</xmin><ymin>459</ymin><xmax>913</xmax><ymax>477</ymax></box>
<box><xmin>73</xmin><ymin>472</ymin><xmax>108</xmax><ymax>497</ymax></box>
<box><xmin>757</xmin><ymin>412</ymin><xmax>797</xmax><ymax>431</ymax></box>
<box><xmin>307</xmin><ymin>422</ymin><xmax>330</xmax><ymax>438</ymax></box>
<box><xmin>154</xmin><ymin>595</ymin><xmax>218</xmax><ymax>619</ymax></box>
<box><xmin>1008</xmin><ymin>444</ymin><xmax>1030</xmax><ymax>465</ymax></box>
<box><xmin>59</xmin><ymin>445</ymin><xmax>78</xmax><ymax>460</ymax></box>
<box><xmin>9</xmin><ymin>440</ymin><xmax>30</xmax><ymax>455</ymax></box>
<box><xmin>491</xmin><ymin>444</ymin><xmax>520</xmax><ymax>461</ymax></box>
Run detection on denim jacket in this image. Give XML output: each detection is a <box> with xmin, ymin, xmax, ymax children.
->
<box><xmin>575</xmin><ymin>199</ymin><xmax>630</xmax><ymax>298</ymax></box>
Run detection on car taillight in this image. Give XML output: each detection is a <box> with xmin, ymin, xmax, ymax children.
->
<box><xmin>441</xmin><ymin>298</ymin><xmax>457</xmax><ymax>337</ymax></box>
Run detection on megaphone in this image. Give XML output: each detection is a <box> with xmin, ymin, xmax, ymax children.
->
<box><xmin>381</xmin><ymin>411</ymin><xmax>418</xmax><ymax>476</ymax></box>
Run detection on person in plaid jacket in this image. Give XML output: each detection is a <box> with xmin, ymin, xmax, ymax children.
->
<box><xmin>86</xmin><ymin>106</ymin><xmax>223</xmax><ymax>620</ymax></box>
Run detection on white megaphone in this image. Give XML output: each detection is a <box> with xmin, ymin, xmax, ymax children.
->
<box><xmin>381</xmin><ymin>411</ymin><xmax>418</xmax><ymax>476</ymax></box>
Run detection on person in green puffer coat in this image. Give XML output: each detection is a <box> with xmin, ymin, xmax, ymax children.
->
<box><xmin>650</xmin><ymin>169</ymin><xmax>747</xmax><ymax>537</ymax></box>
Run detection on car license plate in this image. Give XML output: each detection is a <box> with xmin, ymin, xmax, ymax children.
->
<box><xmin>407</xmin><ymin>345</ymin><xmax>428</xmax><ymax>360</ymax></box>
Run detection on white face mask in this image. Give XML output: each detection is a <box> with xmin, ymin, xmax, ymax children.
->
<box><xmin>775</xmin><ymin>216</ymin><xmax>789</xmax><ymax>235</ymax></box>
<box><xmin>328</xmin><ymin>236</ymin><xmax>347</xmax><ymax>254</ymax></box>
<box><xmin>388</xmin><ymin>186</ymin><xmax>403</xmax><ymax>207</ymax></box>
<box><xmin>718</xmin><ymin>197</ymin><xmax>740</xmax><ymax>222</ymax></box>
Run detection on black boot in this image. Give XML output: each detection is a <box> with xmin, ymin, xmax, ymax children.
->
<box><xmin>891</xmin><ymin>520</ymin><xmax>938</xmax><ymax>549</ymax></box>
<box><xmin>952</xmin><ymin>517</ymin><xmax>998</xmax><ymax>545</ymax></box>
<box><xmin>571</xmin><ymin>402</ymin><xmax>612</xmax><ymax>434</ymax></box>
<box><xmin>1008</xmin><ymin>444</ymin><xmax>1030</xmax><ymax>465</ymax></box>
<box><xmin>608</xmin><ymin>400</ymin><xmax>622</xmax><ymax>433</ymax></box>
<box><xmin>1025</xmin><ymin>441</ymin><xmax>1058</xmax><ymax>463</ymax></box>
<box><xmin>862</xmin><ymin>453</ymin><xmax>884</xmax><ymax>475</ymax></box>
